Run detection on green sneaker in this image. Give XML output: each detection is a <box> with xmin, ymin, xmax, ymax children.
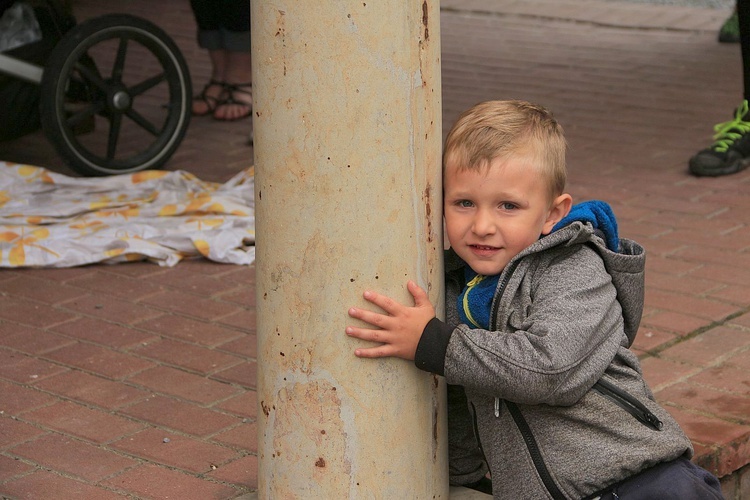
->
<box><xmin>718</xmin><ymin>11</ymin><xmax>739</xmax><ymax>44</ymax></box>
<box><xmin>689</xmin><ymin>100</ymin><xmax>750</xmax><ymax>177</ymax></box>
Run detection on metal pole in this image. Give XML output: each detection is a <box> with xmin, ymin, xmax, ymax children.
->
<box><xmin>252</xmin><ymin>1</ymin><xmax>445</xmax><ymax>497</ymax></box>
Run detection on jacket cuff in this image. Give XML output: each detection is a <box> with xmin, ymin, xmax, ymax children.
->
<box><xmin>414</xmin><ymin>317</ymin><xmax>452</xmax><ymax>376</ymax></box>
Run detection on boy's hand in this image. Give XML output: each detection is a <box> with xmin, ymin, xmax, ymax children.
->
<box><xmin>346</xmin><ymin>280</ymin><xmax>435</xmax><ymax>360</ymax></box>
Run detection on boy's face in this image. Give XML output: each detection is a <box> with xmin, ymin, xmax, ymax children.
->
<box><xmin>444</xmin><ymin>153</ymin><xmax>565</xmax><ymax>276</ymax></box>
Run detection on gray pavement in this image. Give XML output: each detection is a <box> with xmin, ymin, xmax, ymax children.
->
<box><xmin>602</xmin><ymin>0</ymin><xmax>732</xmax><ymax>8</ymax></box>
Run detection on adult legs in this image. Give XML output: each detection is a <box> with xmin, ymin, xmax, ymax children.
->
<box><xmin>739</xmin><ymin>0</ymin><xmax>750</xmax><ymax>100</ymax></box>
<box><xmin>688</xmin><ymin>0</ymin><xmax>750</xmax><ymax>177</ymax></box>
<box><xmin>190</xmin><ymin>0</ymin><xmax>253</xmax><ymax>120</ymax></box>
<box><xmin>214</xmin><ymin>50</ymin><xmax>253</xmax><ymax>121</ymax></box>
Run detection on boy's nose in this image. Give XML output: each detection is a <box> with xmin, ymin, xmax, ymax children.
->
<box><xmin>471</xmin><ymin>210</ymin><xmax>496</xmax><ymax>236</ymax></box>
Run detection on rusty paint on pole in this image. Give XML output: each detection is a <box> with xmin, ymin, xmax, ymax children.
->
<box><xmin>252</xmin><ymin>1</ymin><xmax>445</xmax><ymax>497</ymax></box>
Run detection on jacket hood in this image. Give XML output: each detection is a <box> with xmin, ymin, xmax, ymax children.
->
<box><xmin>535</xmin><ymin>221</ymin><xmax>645</xmax><ymax>346</ymax></box>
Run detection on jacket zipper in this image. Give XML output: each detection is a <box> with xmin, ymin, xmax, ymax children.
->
<box><xmin>593</xmin><ymin>378</ymin><xmax>663</xmax><ymax>430</ymax></box>
<box><xmin>506</xmin><ymin>401</ymin><xmax>567</xmax><ymax>500</ymax></box>
<box><xmin>489</xmin><ymin>260</ymin><xmax>519</xmax><ymax>329</ymax></box>
<box><xmin>469</xmin><ymin>402</ymin><xmax>488</xmax><ymax>459</ymax></box>
<box><xmin>489</xmin><ymin>260</ymin><xmax>567</xmax><ymax>499</ymax></box>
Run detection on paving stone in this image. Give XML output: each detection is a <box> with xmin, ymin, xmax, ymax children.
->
<box><xmin>216</xmin><ymin>309</ymin><xmax>256</xmax><ymax>331</ymax></box>
<box><xmin>22</xmin><ymin>401</ymin><xmax>146</xmax><ymax>444</ymax></box>
<box><xmin>207</xmin><ymin>454</ymin><xmax>258</xmax><ymax>490</ymax></box>
<box><xmin>135</xmin><ymin>314</ymin><xmax>244</xmax><ymax>346</ymax></box>
<box><xmin>660</xmin><ymin>326</ymin><xmax>750</xmax><ymax>367</ymax></box>
<box><xmin>689</xmin><ymin>263</ymin><xmax>750</xmax><ymax>288</ymax></box>
<box><xmin>630</xmin><ymin>326</ymin><xmax>678</xmax><ymax>353</ymax></box>
<box><xmin>0</xmin><ymin>296</ymin><xmax>77</xmax><ymax>328</ymax></box>
<box><xmin>0</xmin><ymin>349</ymin><xmax>69</xmax><ymax>384</ymax></box>
<box><xmin>725</xmin><ymin>348</ymin><xmax>750</xmax><ymax>369</ymax></box>
<box><xmin>214</xmin><ymin>391</ymin><xmax>258</xmax><ymax>420</ymax></box>
<box><xmin>146</xmin><ymin>268</ymin><xmax>239</xmax><ymax>297</ymax></box>
<box><xmin>657</xmin><ymin>382</ymin><xmax>750</xmax><ymax>423</ymax></box>
<box><xmin>646</xmin><ymin>271</ymin><xmax>723</xmax><ymax>297</ymax></box>
<box><xmin>58</xmin><ymin>294</ymin><xmax>164</xmax><ymax>325</ymax></box>
<box><xmin>67</xmin><ymin>270</ymin><xmax>164</xmax><ymax>300</ymax></box>
<box><xmin>217</xmin><ymin>333</ymin><xmax>257</xmax><ymax>359</ymax></box>
<box><xmin>5</xmin><ymin>267</ymin><xmax>97</xmax><ymax>283</ymax></box>
<box><xmin>640</xmin><ymin>355</ymin><xmax>700</xmax><ymax>390</ymax></box>
<box><xmin>729</xmin><ymin>312</ymin><xmax>750</xmax><ymax>330</ymax></box>
<box><xmin>218</xmin><ymin>285</ymin><xmax>256</xmax><ymax>307</ymax></box>
<box><xmin>95</xmin><ymin>262</ymin><xmax>169</xmax><ymax>279</ymax></box>
<box><xmin>100</xmin><ymin>464</ymin><xmax>241</xmax><ymax>500</ymax></box>
<box><xmin>127</xmin><ymin>365</ymin><xmax>241</xmax><ymax>404</ymax></box>
<box><xmin>43</xmin><ymin>343</ymin><xmax>155</xmax><ymax>380</ymax></box>
<box><xmin>8</xmin><ymin>433</ymin><xmax>138</xmax><ymax>482</ymax></box>
<box><xmin>1</xmin><ymin>275</ymin><xmax>88</xmax><ymax>304</ymax></box>
<box><xmin>0</xmin><ymin>470</ymin><xmax>122</xmax><ymax>500</ymax></box>
<box><xmin>120</xmin><ymin>396</ymin><xmax>239</xmax><ymax>437</ymax></box>
<box><xmin>0</xmin><ymin>417</ymin><xmax>47</xmax><ymax>449</ymax></box>
<box><xmin>0</xmin><ymin>322</ymin><xmax>77</xmax><ymax>355</ymax></box>
<box><xmin>131</xmin><ymin>338</ymin><xmax>243</xmax><ymax>375</ymax></box>
<box><xmin>211</xmin><ymin>421</ymin><xmax>257</xmax><ymax>453</ymax></box>
<box><xmin>666</xmin><ymin>406</ymin><xmax>750</xmax><ymax>478</ymax></box>
<box><xmin>0</xmin><ymin>379</ymin><xmax>56</xmax><ymax>415</ymax></box>
<box><xmin>688</xmin><ymin>364</ymin><xmax>750</xmax><ymax>397</ymax></box>
<box><xmin>33</xmin><ymin>370</ymin><xmax>150</xmax><ymax>410</ymax></box>
<box><xmin>50</xmin><ymin>316</ymin><xmax>158</xmax><ymax>349</ymax></box>
<box><xmin>110</xmin><ymin>428</ymin><xmax>239</xmax><ymax>474</ymax></box>
<box><xmin>644</xmin><ymin>288</ymin><xmax>741</xmax><ymax>322</ymax></box>
<box><xmin>0</xmin><ymin>453</ymin><xmax>34</xmax><ymax>481</ymax></box>
<box><xmin>139</xmin><ymin>290</ymin><xmax>241</xmax><ymax>320</ymax></box>
<box><xmin>639</xmin><ymin>310</ymin><xmax>708</xmax><ymax>339</ymax></box>
<box><xmin>707</xmin><ymin>285</ymin><xmax>750</xmax><ymax>307</ymax></box>
<box><xmin>210</xmin><ymin>361</ymin><xmax>257</xmax><ymax>389</ymax></box>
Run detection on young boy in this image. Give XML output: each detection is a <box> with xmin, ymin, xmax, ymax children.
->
<box><xmin>345</xmin><ymin>100</ymin><xmax>724</xmax><ymax>499</ymax></box>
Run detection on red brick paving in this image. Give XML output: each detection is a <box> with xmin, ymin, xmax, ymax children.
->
<box><xmin>1</xmin><ymin>0</ymin><xmax>749</xmax><ymax>498</ymax></box>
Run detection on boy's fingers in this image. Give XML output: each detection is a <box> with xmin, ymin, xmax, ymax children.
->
<box><xmin>407</xmin><ymin>280</ymin><xmax>429</xmax><ymax>306</ymax></box>
<box><xmin>348</xmin><ymin>307</ymin><xmax>389</xmax><ymax>329</ymax></box>
<box><xmin>363</xmin><ymin>290</ymin><xmax>399</xmax><ymax>313</ymax></box>
<box><xmin>345</xmin><ymin>325</ymin><xmax>387</xmax><ymax>344</ymax></box>
<box><xmin>346</xmin><ymin>327</ymin><xmax>397</xmax><ymax>357</ymax></box>
<box><xmin>354</xmin><ymin>345</ymin><xmax>394</xmax><ymax>358</ymax></box>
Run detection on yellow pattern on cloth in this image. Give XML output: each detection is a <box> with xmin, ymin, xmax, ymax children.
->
<box><xmin>0</xmin><ymin>162</ymin><xmax>255</xmax><ymax>267</ymax></box>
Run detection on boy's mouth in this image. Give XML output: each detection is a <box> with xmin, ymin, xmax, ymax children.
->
<box><xmin>468</xmin><ymin>244</ymin><xmax>501</xmax><ymax>257</ymax></box>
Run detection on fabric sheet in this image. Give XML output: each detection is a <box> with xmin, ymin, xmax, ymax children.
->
<box><xmin>0</xmin><ymin>162</ymin><xmax>255</xmax><ymax>267</ymax></box>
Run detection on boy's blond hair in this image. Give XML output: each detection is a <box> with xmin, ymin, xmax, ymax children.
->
<box><xmin>443</xmin><ymin>100</ymin><xmax>567</xmax><ymax>200</ymax></box>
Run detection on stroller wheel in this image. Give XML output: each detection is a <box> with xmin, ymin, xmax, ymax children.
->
<box><xmin>40</xmin><ymin>14</ymin><xmax>191</xmax><ymax>176</ymax></box>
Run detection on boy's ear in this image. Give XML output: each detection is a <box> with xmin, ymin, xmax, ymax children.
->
<box><xmin>542</xmin><ymin>193</ymin><xmax>573</xmax><ymax>235</ymax></box>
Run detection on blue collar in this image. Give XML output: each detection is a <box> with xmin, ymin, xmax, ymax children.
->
<box><xmin>457</xmin><ymin>268</ymin><xmax>500</xmax><ymax>330</ymax></box>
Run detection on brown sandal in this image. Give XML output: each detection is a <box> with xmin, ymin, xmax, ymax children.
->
<box><xmin>192</xmin><ymin>79</ymin><xmax>225</xmax><ymax>116</ymax></box>
<box><xmin>214</xmin><ymin>82</ymin><xmax>252</xmax><ymax>121</ymax></box>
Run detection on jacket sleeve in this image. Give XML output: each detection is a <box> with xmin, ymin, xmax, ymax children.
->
<box><xmin>443</xmin><ymin>245</ymin><xmax>627</xmax><ymax>406</ymax></box>
<box><xmin>414</xmin><ymin>317</ymin><xmax>453</xmax><ymax>375</ymax></box>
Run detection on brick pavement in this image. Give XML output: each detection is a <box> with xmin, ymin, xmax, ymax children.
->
<box><xmin>1</xmin><ymin>0</ymin><xmax>749</xmax><ymax>498</ymax></box>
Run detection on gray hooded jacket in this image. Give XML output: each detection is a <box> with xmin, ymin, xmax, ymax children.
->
<box><xmin>414</xmin><ymin>221</ymin><xmax>692</xmax><ymax>499</ymax></box>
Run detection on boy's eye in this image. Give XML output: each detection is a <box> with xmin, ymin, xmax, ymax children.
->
<box><xmin>500</xmin><ymin>202</ymin><xmax>517</xmax><ymax>210</ymax></box>
<box><xmin>457</xmin><ymin>200</ymin><xmax>474</xmax><ymax>208</ymax></box>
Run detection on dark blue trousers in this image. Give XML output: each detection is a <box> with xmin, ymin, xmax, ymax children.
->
<box><xmin>595</xmin><ymin>457</ymin><xmax>724</xmax><ymax>500</ymax></box>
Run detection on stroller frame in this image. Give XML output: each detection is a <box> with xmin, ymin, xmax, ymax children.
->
<box><xmin>0</xmin><ymin>1</ymin><xmax>192</xmax><ymax>176</ymax></box>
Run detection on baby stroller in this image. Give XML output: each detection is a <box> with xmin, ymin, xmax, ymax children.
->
<box><xmin>0</xmin><ymin>0</ymin><xmax>191</xmax><ymax>176</ymax></box>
